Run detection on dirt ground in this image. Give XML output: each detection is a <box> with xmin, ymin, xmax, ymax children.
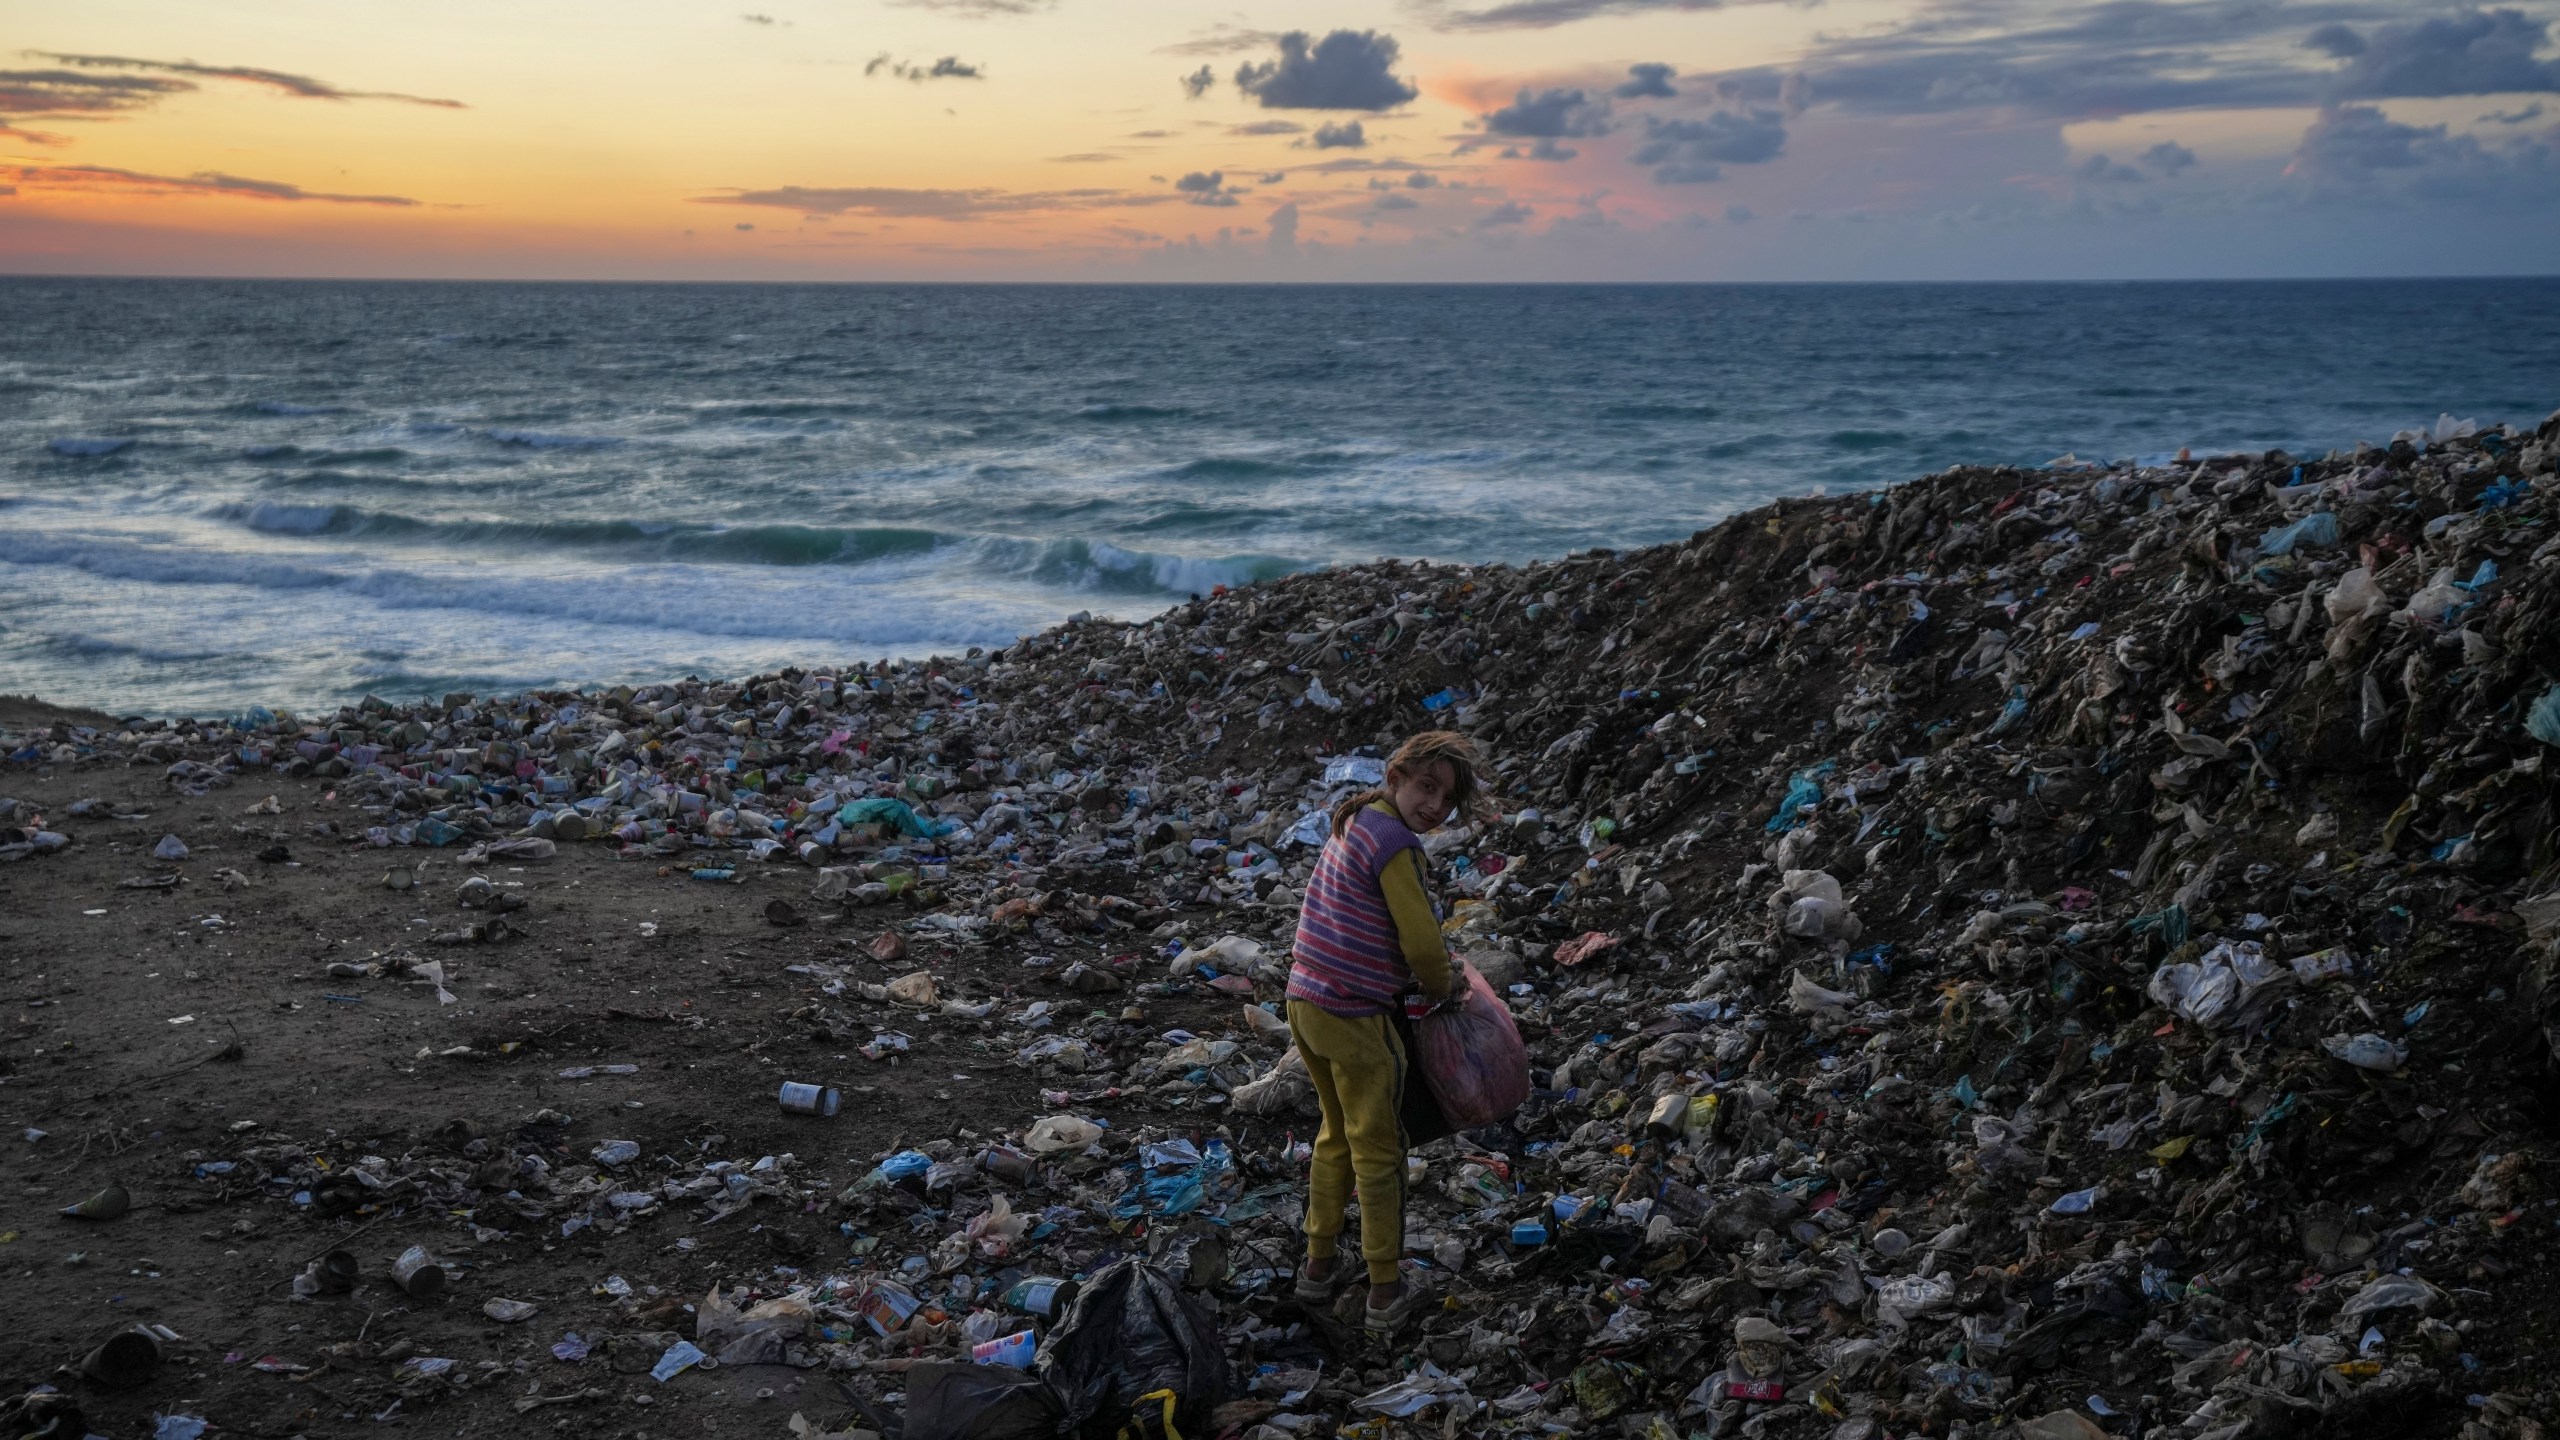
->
<box><xmin>0</xmin><ymin>702</ymin><xmax>1237</xmax><ymax>1439</ymax></box>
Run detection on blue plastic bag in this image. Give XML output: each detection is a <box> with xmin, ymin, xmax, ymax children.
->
<box><xmin>839</xmin><ymin>796</ymin><xmax>957</xmax><ymax>838</ymax></box>
<box><xmin>1763</xmin><ymin>760</ymin><xmax>1835</xmax><ymax>832</ymax></box>
<box><xmin>2257</xmin><ymin>511</ymin><xmax>2339</xmax><ymax>556</ymax></box>
<box><xmin>2526</xmin><ymin>683</ymin><xmax>2560</xmax><ymax>749</ymax></box>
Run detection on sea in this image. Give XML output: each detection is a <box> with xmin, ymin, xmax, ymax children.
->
<box><xmin>4</xmin><ymin>277</ymin><xmax>2557</xmax><ymax>718</ymax></box>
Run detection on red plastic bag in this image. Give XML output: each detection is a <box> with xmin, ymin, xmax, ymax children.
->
<box><xmin>1415</xmin><ymin>961</ymin><xmax>1530</xmax><ymax>1129</ymax></box>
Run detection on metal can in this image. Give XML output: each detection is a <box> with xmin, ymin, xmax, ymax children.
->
<box><xmin>312</xmin><ymin>1248</ymin><xmax>359</xmax><ymax>1294</ymax></box>
<box><xmin>1003</xmin><ymin>1276</ymin><xmax>1080</xmax><ymax>1318</ymax></box>
<box><xmin>391</xmin><ymin>1245</ymin><xmax>447</xmax><ymax>1299</ymax></box>
<box><xmin>778</xmin><ymin>1081</ymin><xmax>840</xmax><ymax>1116</ymax></box>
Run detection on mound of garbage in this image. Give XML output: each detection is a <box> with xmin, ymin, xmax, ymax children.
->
<box><xmin>9</xmin><ymin>409</ymin><xmax>2560</xmax><ymax>1439</ymax></box>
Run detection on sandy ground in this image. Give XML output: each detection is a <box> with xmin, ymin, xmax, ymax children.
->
<box><xmin>0</xmin><ymin>704</ymin><xmax>1235</xmax><ymax>1438</ymax></box>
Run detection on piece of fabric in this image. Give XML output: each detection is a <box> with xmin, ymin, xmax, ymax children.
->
<box><xmin>1289</xmin><ymin>999</ymin><xmax>1411</xmax><ymax>1285</ymax></box>
<box><xmin>1289</xmin><ymin>801</ymin><xmax>1449</xmax><ymax>1015</ymax></box>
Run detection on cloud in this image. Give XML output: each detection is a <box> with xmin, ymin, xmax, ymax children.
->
<box><xmin>1234</xmin><ymin>30</ymin><xmax>1418</xmax><ymax>111</ymax></box>
<box><xmin>28</xmin><ymin>52</ymin><xmax>463</xmax><ymax>107</ymax></box>
<box><xmin>2077</xmin><ymin>152</ymin><xmax>2147</xmax><ymax>183</ymax></box>
<box><xmin>1176</xmin><ymin>170</ymin><xmax>1239</xmax><ymax>205</ymax></box>
<box><xmin>2291</xmin><ymin>103</ymin><xmax>2445</xmax><ymax>172</ymax></box>
<box><xmin>1267</xmin><ymin>200</ymin><xmax>1300</xmax><ymax>253</ymax></box>
<box><xmin>866</xmin><ymin>54</ymin><xmax>985</xmax><ymax>81</ymax></box>
<box><xmin>1407</xmin><ymin>171</ymin><xmax>1440</xmax><ymax>188</ymax></box>
<box><xmin>1629</xmin><ymin>108</ymin><xmax>1785</xmax><ymax>183</ymax></box>
<box><xmin>736</xmin><ymin>222</ymin><xmax>756</xmax><ymax>230</ymax></box>
<box><xmin>1162</xmin><ymin>26</ymin><xmax>1286</xmax><ymax>57</ymax></box>
<box><xmin>741</xmin><ymin>13</ymin><xmax>776</xmax><ymax>24</ymax></box>
<box><xmin>0</xmin><ymin>161</ymin><xmax>421</xmax><ymax>205</ymax></box>
<box><xmin>1371</xmin><ymin>191</ymin><xmax>1420</xmax><ymax>209</ymax></box>
<box><xmin>2285</xmin><ymin>101</ymin><xmax>2560</xmax><ymax>201</ymax></box>
<box><xmin>0</xmin><ymin>117</ymin><xmax>68</xmax><ymax>145</ymax></box>
<box><xmin>2319</xmin><ymin>9</ymin><xmax>2560</xmax><ymax>99</ymax></box>
<box><xmin>1724</xmin><ymin>203</ymin><xmax>1755</xmax><ymax>221</ymax></box>
<box><xmin>1484</xmin><ymin>86</ymin><xmax>1613</xmax><ymax>138</ymax></box>
<box><xmin>2302</xmin><ymin>22</ymin><xmax>2368</xmax><ymax>58</ymax></box>
<box><xmin>1476</xmin><ymin>200</ymin><xmax>1533</xmax><ymax>227</ymax></box>
<box><xmin>1180</xmin><ymin>65</ymin><xmax>1215</xmax><ymax>99</ymax></box>
<box><xmin>1479</xmin><ymin>87</ymin><xmax>1613</xmax><ymax>157</ymax></box>
<box><xmin>1258</xmin><ymin>170</ymin><xmax>1287</xmax><ymax>182</ymax></box>
<box><xmin>884</xmin><ymin>0</ymin><xmax>1052</xmax><ymax>14</ymax></box>
<box><xmin>1310</xmin><ymin>119</ymin><xmax>1368</xmax><ymax>148</ymax></box>
<box><xmin>1290</xmin><ymin>155</ymin><xmax>1434</xmax><ymax>174</ymax></box>
<box><xmin>1615</xmin><ymin>63</ymin><xmax>1677</xmax><ymax>100</ymax></box>
<box><xmin>1421</xmin><ymin>0</ymin><xmax>1790</xmax><ymax>31</ymax></box>
<box><xmin>0</xmin><ymin>67</ymin><xmax>203</xmax><ymax>116</ymax></box>
<box><xmin>1228</xmin><ymin>119</ymin><xmax>1304</xmax><ymax>135</ymax></box>
<box><xmin>2484</xmin><ymin>101</ymin><xmax>2547</xmax><ymax>122</ymax></box>
<box><xmin>1048</xmin><ymin>152</ymin><xmax>1117</xmax><ymax>162</ymax></box>
<box><xmin>1685</xmin><ymin>2</ymin><xmax>2560</xmax><ymax>128</ymax></box>
<box><xmin>2140</xmin><ymin>140</ymin><xmax>2199</xmax><ymax>174</ymax></box>
<box><xmin>695</xmin><ymin>184</ymin><xmax>1151</xmax><ymax>218</ymax></box>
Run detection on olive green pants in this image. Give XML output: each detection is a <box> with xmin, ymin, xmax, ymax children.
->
<box><xmin>1288</xmin><ymin>1000</ymin><xmax>1411</xmax><ymax>1286</ymax></box>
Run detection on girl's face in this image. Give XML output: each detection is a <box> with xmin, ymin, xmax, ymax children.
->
<box><xmin>1386</xmin><ymin>758</ymin><xmax>1460</xmax><ymax>833</ymax></box>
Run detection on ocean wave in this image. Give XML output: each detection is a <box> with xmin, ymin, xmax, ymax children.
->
<box><xmin>198</xmin><ymin>499</ymin><xmax>1300</xmax><ymax>591</ymax></box>
<box><xmin>251</xmin><ymin>401</ymin><xmax>346</xmax><ymax>416</ymax></box>
<box><xmin>687</xmin><ymin>399</ymin><xmax>875</xmax><ymax>421</ymax></box>
<box><xmin>0</xmin><ymin>530</ymin><xmax>1032</xmax><ymax>646</ymax></box>
<box><xmin>1076</xmin><ymin>403</ymin><xmax>1190</xmax><ymax>422</ymax></box>
<box><xmin>46</xmin><ymin>632</ymin><xmax>243</xmax><ymax>664</ymax></box>
<box><xmin>484</xmin><ymin>428</ymin><xmax>625</xmax><ymax>449</ymax></box>
<box><xmin>48</xmin><ymin>437</ymin><xmax>136</xmax><ymax>458</ymax></box>
<box><xmin>1167</xmin><ymin>456</ymin><xmax>1300</xmax><ymax>480</ymax></box>
<box><xmin>969</xmin><ymin>535</ymin><xmax>1303</xmax><ymax>597</ymax></box>
<box><xmin>1824</xmin><ymin>429</ymin><xmax>1909</xmax><ymax>451</ymax></box>
<box><xmin>254</xmin><ymin>471</ymin><xmax>538</xmax><ymax>505</ymax></box>
<box><xmin>244</xmin><ymin>445</ymin><xmax>410</xmax><ymax>465</ymax></box>
<box><xmin>210</xmin><ymin>501</ymin><xmax>946</xmax><ymax>566</ymax></box>
<box><xmin>1602</xmin><ymin>403</ymin><xmax>1720</xmax><ymax>421</ymax></box>
<box><xmin>228</xmin><ymin>500</ymin><xmax>349</xmax><ymax>534</ymax></box>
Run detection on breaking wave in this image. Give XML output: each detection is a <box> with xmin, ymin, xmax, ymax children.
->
<box><xmin>199</xmin><ymin>500</ymin><xmax>1297</xmax><ymax>591</ymax></box>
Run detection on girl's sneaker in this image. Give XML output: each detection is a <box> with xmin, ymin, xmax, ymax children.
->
<box><xmin>1292</xmin><ymin>1259</ymin><xmax>1348</xmax><ymax>1304</ymax></box>
<box><xmin>1363</xmin><ymin>1282</ymin><xmax>1427</xmax><ymax>1335</ymax></box>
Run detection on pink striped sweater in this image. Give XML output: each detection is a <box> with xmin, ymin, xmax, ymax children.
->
<box><xmin>1288</xmin><ymin>805</ymin><xmax>1426</xmax><ymax>1016</ymax></box>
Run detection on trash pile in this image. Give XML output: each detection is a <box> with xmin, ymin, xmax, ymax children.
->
<box><xmin>9</xmin><ymin>408</ymin><xmax>2560</xmax><ymax>1438</ymax></box>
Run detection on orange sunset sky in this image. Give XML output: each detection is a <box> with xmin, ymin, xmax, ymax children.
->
<box><xmin>4</xmin><ymin>0</ymin><xmax>2558</xmax><ymax>280</ymax></box>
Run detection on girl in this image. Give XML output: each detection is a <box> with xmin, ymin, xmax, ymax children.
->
<box><xmin>1286</xmin><ymin>730</ymin><xmax>1487</xmax><ymax>1334</ymax></box>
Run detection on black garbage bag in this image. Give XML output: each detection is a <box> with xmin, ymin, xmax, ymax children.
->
<box><xmin>1036</xmin><ymin>1257</ymin><xmax>1230</xmax><ymax>1438</ymax></box>
<box><xmin>901</xmin><ymin>1361</ymin><xmax>1060</xmax><ymax>1440</ymax></box>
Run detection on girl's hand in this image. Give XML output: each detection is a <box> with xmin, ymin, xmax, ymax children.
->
<box><xmin>1430</xmin><ymin>962</ymin><xmax>1474</xmax><ymax>1010</ymax></box>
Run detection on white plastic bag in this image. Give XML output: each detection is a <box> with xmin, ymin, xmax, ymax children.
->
<box><xmin>2325</xmin><ymin>567</ymin><xmax>2386</xmax><ymax>623</ymax></box>
<box><xmin>1024</xmin><ymin>1115</ymin><xmax>1104</xmax><ymax>1154</ymax></box>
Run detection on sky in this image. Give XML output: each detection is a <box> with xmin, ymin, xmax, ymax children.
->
<box><xmin>2</xmin><ymin>0</ymin><xmax>2558</xmax><ymax>280</ymax></box>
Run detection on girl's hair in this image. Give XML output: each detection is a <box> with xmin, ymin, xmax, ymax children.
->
<box><xmin>1330</xmin><ymin>729</ymin><xmax>1491</xmax><ymax>835</ymax></box>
